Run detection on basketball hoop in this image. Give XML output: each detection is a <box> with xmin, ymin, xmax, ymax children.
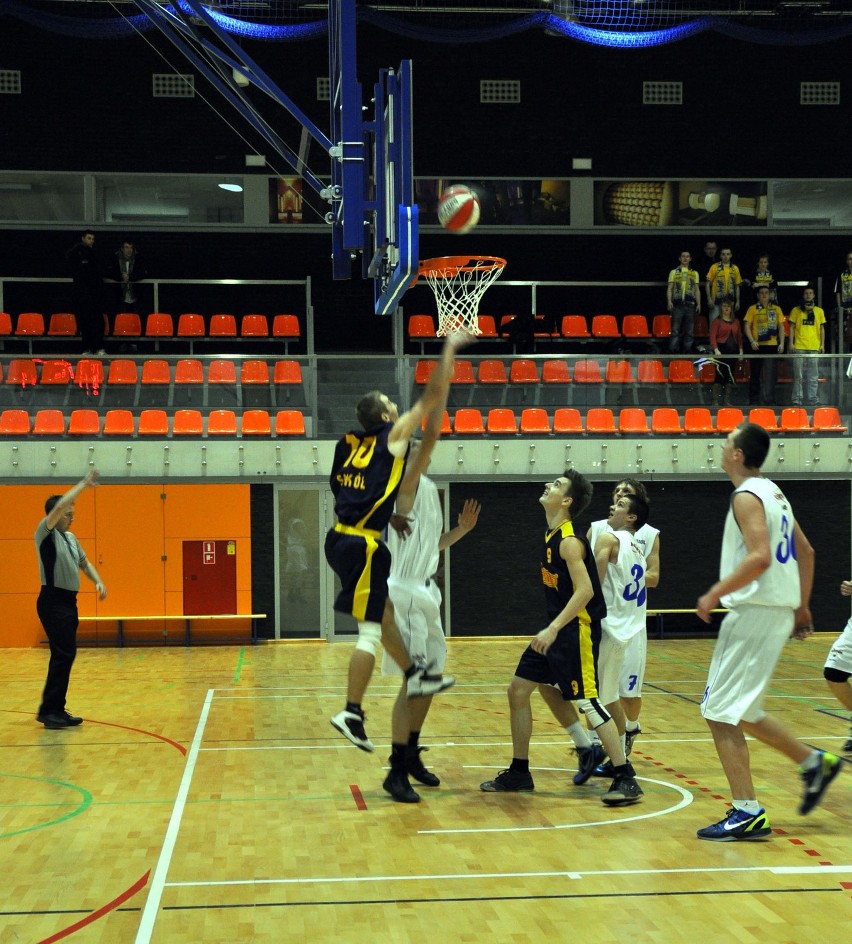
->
<box><xmin>417</xmin><ymin>255</ymin><xmax>506</xmax><ymax>337</ymax></box>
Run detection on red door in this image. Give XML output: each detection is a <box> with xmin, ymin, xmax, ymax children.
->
<box><xmin>182</xmin><ymin>540</ymin><xmax>237</xmax><ymax>614</ymax></box>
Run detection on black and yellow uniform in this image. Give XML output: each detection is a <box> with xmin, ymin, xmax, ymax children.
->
<box><xmin>515</xmin><ymin>519</ymin><xmax>606</xmax><ymax>699</ymax></box>
<box><xmin>324</xmin><ymin>421</ymin><xmax>409</xmax><ymax>622</ymax></box>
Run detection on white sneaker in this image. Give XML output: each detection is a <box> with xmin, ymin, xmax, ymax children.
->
<box><xmin>95</xmin><ymin>349</ymin><xmax>107</xmax><ymax>356</ymax></box>
<box><xmin>407</xmin><ymin>669</ymin><xmax>455</xmax><ymax>698</ymax></box>
<box><xmin>81</xmin><ymin>350</ymin><xmax>93</xmax><ymax>356</ymax></box>
<box><xmin>330</xmin><ymin>709</ymin><xmax>374</xmax><ymax>752</ymax></box>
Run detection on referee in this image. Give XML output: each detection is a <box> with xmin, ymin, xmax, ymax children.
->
<box><xmin>35</xmin><ymin>469</ymin><xmax>107</xmax><ymax>729</ymax></box>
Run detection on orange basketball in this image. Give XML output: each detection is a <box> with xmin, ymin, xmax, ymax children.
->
<box><xmin>437</xmin><ymin>185</ymin><xmax>480</xmax><ymax>234</ymax></box>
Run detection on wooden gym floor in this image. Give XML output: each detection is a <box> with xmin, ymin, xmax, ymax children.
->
<box><xmin>1</xmin><ymin>634</ymin><xmax>849</xmax><ymax>944</ymax></box>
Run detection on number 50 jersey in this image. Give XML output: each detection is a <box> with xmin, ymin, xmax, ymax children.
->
<box><xmin>720</xmin><ymin>476</ymin><xmax>801</xmax><ymax>610</ymax></box>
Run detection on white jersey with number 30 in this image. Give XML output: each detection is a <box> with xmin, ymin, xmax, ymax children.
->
<box><xmin>720</xmin><ymin>476</ymin><xmax>801</xmax><ymax>609</ymax></box>
<box><xmin>601</xmin><ymin>531</ymin><xmax>648</xmax><ymax>643</ymax></box>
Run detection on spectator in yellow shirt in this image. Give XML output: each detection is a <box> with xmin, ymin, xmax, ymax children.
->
<box><xmin>787</xmin><ymin>287</ymin><xmax>825</xmax><ymax>407</ymax></box>
<box><xmin>706</xmin><ymin>247</ymin><xmax>743</xmax><ymax>324</ymax></box>
<box><xmin>743</xmin><ymin>285</ymin><xmax>785</xmax><ymax>405</ymax></box>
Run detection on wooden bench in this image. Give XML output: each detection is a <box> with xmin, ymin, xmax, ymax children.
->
<box><xmin>647</xmin><ymin>608</ymin><xmax>726</xmax><ymax>639</ymax></box>
<box><xmin>76</xmin><ymin>613</ymin><xmax>267</xmax><ymax>647</ymax></box>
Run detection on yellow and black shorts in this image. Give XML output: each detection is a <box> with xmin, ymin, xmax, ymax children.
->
<box><xmin>324</xmin><ymin>525</ymin><xmax>391</xmax><ymax>623</ymax></box>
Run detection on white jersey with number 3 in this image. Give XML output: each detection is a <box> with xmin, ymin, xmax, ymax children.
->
<box><xmin>720</xmin><ymin>476</ymin><xmax>801</xmax><ymax>609</ymax></box>
<box><xmin>601</xmin><ymin>531</ymin><xmax>648</xmax><ymax>643</ymax></box>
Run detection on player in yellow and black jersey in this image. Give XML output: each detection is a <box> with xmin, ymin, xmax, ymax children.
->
<box><xmin>325</xmin><ymin>331</ymin><xmax>471</xmax><ymax>803</ymax></box>
<box><xmin>480</xmin><ymin>470</ymin><xmax>643</xmax><ymax>806</ymax></box>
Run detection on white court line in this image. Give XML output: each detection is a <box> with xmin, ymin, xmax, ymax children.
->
<box><xmin>418</xmin><ymin>773</ymin><xmax>693</xmax><ymax>835</ymax></box>
<box><xmin>135</xmin><ymin>689</ymin><xmax>214</xmax><ymax>944</ymax></box>
<box><xmin>165</xmin><ymin>861</ymin><xmax>852</xmax><ymax>889</ymax></box>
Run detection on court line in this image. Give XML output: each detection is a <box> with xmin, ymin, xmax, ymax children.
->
<box><xmin>418</xmin><ymin>773</ymin><xmax>693</xmax><ymax>834</ymax></box>
<box><xmin>134</xmin><ymin>689</ymin><xmax>213</xmax><ymax>944</ymax></box>
<box><xmin>165</xmin><ymin>861</ymin><xmax>852</xmax><ymax>889</ymax></box>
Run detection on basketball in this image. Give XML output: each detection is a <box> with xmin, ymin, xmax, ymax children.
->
<box><xmin>437</xmin><ymin>185</ymin><xmax>480</xmax><ymax>234</ymax></box>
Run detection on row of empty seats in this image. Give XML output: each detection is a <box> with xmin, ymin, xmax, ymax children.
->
<box><xmin>0</xmin><ymin>312</ymin><xmax>301</xmax><ymax>340</ymax></box>
<box><xmin>416</xmin><ymin>357</ymin><xmax>757</xmax><ymax>386</ymax></box>
<box><xmin>410</xmin><ymin>313</ymin><xmax>702</xmax><ymax>343</ymax></box>
<box><xmin>0</xmin><ymin>409</ymin><xmax>306</xmax><ymax>437</ymax></box>
<box><xmin>2</xmin><ymin>357</ymin><xmax>304</xmax><ymax>388</ymax></box>
<box><xmin>433</xmin><ymin>406</ymin><xmax>846</xmax><ymax>435</ymax></box>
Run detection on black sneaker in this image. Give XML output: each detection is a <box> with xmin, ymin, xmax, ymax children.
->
<box><xmin>697</xmin><ymin>807</ymin><xmax>772</xmax><ymax>841</ymax></box>
<box><xmin>330</xmin><ymin>709</ymin><xmax>374</xmax><ymax>752</ymax></box>
<box><xmin>593</xmin><ymin>759</ymin><xmax>615</xmax><ymax>778</ymax></box>
<box><xmin>406</xmin><ymin>746</ymin><xmax>440</xmax><ymax>786</ymax></box>
<box><xmin>601</xmin><ymin>775</ymin><xmax>644</xmax><ymax>806</ymax></box>
<box><xmin>799</xmin><ymin>750</ymin><xmax>842</xmax><ymax>815</ymax></box>
<box><xmin>407</xmin><ymin>668</ymin><xmax>455</xmax><ymax>698</ymax></box>
<box><xmin>624</xmin><ymin>725</ymin><xmax>641</xmax><ymax>756</ymax></box>
<box><xmin>843</xmin><ymin>727</ymin><xmax>852</xmax><ymax>753</ymax></box>
<box><xmin>383</xmin><ymin>769</ymin><xmax>420</xmax><ymax>803</ymax></box>
<box><xmin>480</xmin><ymin>768</ymin><xmax>534</xmax><ymax>792</ymax></box>
<box><xmin>38</xmin><ymin>711</ymin><xmax>83</xmax><ymax>728</ymax></box>
<box><xmin>573</xmin><ymin>743</ymin><xmax>606</xmax><ymax>786</ymax></box>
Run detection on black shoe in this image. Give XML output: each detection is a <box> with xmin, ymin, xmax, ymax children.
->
<box><xmin>602</xmin><ymin>775</ymin><xmax>644</xmax><ymax>806</ymax></box>
<box><xmin>843</xmin><ymin>726</ymin><xmax>852</xmax><ymax>753</ymax></box>
<box><xmin>38</xmin><ymin>711</ymin><xmax>83</xmax><ymax>729</ymax></box>
<box><xmin>406</xmin><ymin>746</ymin><xmax>440</xmax><ymax>786</ymax></box>
<box><xmin>592</xmin><ymin>759</ymin><xmax>615</xmax><ymax>778</ymax></box>
<box><xmin>383</xmin><ymin>769</ymin><xmax>420</xmax><ymax>803</ymax></box>
<box><xmin>480</xmin><ymin>768</ymin><xmax>534</xmax><ymax>792</ymax></box>
<box><xmin>573</xmin><ymin>743</ymin><xmax>606</xmax><ymax>786</ymax></box>
<box><xmin>799</xmin><ymin>750</ymin><xmax>842</xmax><ymax>815</ymax></box>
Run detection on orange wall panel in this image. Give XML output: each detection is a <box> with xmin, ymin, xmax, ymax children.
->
<box><xmin>163</xmin><ymin>485</ymin><xmax>251</xmax><ymax>538</ymax></box>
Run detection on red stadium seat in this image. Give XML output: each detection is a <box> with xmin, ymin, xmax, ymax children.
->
<box><xmin>651</xmin><ymin>408</ymin><xmax>684</xmax><ymax>434</ymax></box>
<box><xmin>684</xmin><ymin>408</ymin><xmax>715</xmax><ymax>434</ymax></box>
<box><xmin>586</xmin><ymin>408</ymin><xmax>617</xmax><ymax>434</ymax></box>
<box><xmin>553</xmin><ymin>408</ymin><xmax>584</xmax><ymax>434</ymax></box>
<box><xmin>520</xmin><ymin>408</ymin><xmax>551</xmax><ymax>433</ymax></box>
<box><xmin>619</xmin><ymin>408</ymin><xmax>650</xmax><ymax>434</ymax></box>
<box><xmin>453</xmin><ymin>408</ymin><xmax>485</xmax><ymax>434</ymax></box>
<box><xmin>486</xmin><ymin>408</ymin><xmax>518</xmax><ymax>433</ymax></box>
<box><xmin>542</xmin><ymin>359</ymin><xmax>572</xmax><ymax>383</ymax></box>
<box><xmin>275</xmin><ymin>410</ymin><xmax>306</xmax><ymax>436</ymax></box>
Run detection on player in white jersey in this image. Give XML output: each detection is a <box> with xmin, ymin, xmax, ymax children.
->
<box><xmin>382</xmin><ymin>442</ymin><xmax>481</xmax><ymax>802</ymax></box>
<box><xmin>823</xmin><ymin>580</ymin><xmax>852</xmax><ymax>753</ymax></box>
<box><xmin>588</xmin><ymin>478</ymin><xmax>659</xmax><ymax>757</ymax></box>
<box><xmin>695</xmin><ymin>423</ymin><xmax>842</xmax><ymax>841</ymax></box>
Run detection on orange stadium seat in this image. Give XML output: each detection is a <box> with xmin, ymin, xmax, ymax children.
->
<box><xmin>272</xmin><ymin>314</ymin><xmax>301</xmax><ymax>340</ymax></box>
<box><xmin>408</xmin><ymin>314</ymin><xmax>436</xmax><ymax>340</ymax></box>
<box><xmin>138</xmin><ymin>409</ymin><xmax>169</xmax><ymax>435</ymax></box>
<box><xmin>560</xmin><ymin>315</ymin><xmax>590</xmax><ymax>339</ymax></box>
<box><xmin>241</xmin><ymin>360</ymin><xmax>271</xmax><ymax>385</ymax></box>
<box><xmin>606</xmin><ymin>360</ymin><xmax>634</xmax><ymax>384</ymax></box>
<box><xmin>715</xmin><ymin>407</ymin><xmax>745</xmax><ymax>434</ymax></box>
<box><xmin>172</xmin><ymin>410</ymin><xmax>204</xmax><ymax>436</ymax></box>
<box><xmin>275</xmin><ymin>410</ymin><xmax>306</xmax><ymax>436</ymax></box>
<box><xmin>76</xmin><ymin>359</ymin><xmax>104</xmax><ymax>393</ymax></box>
<box><xmin>453</xmin><ymin>408</ymin><xmax>485</xmax><ymax>434</ymax></box>
<box><xmin>478</xmin><ymin>360</ymin><xmax>508</xmax><ymax>384</ymax></box>
<box><xmin>586</xmin><ymin>408</ymin><xmax>617</xmax><ymax>434</ymax></box>
<box><xmin>67</xmin><ymin>409</ymin><xmax>100</xmax><ymax>435</ymax></box>
<box><xmin>141</xmin><ymin>360</ymin><xmax>171</xmax><ymax>385</ymax></box>
<box><xmin>0</xmin><ymin>312</ymin><xmax>12</xmax><ymax>335</ymax></box>
<box><xmin>684</xmin><ymin>408</ymin><xmax>715</xmax><ymax>434</ymax></box>
<box><xmin>107</xmin><ymin>359</ymin><xmax>139</xmax><ymax>386</ymax></box>
<box><xmin>476</xmin><ymin>315</ymin><xmax>499</xmax><ymax>338</ymax></box>
<box><xmin>651</xmin><ymin>408</ymin><xmax>683</xmax><ymax>434</ymax></box>
<box><xmin>15</xmin><ymin>312</ymin><xmax>45</xmax><ymax>336</ymax></box>
<box><xmin>0</xmin><ymin>409</ymin><xmax>31</xmax><ymax>435</ymax></box>
<box><xmin>273</xmin><ymin>360</ymin><xmax>303</xmax><ymax>386</ymax></box>
<box><xmin>591</xmin><ymin>315</ymin><xmax>620</xmax><ymax>339</ymax></box>
<box><xmin>542</xmin><ymin>359</ymin><xmax>572</xmax><ymax>383</ymax></box>
<box><xmin>175</xmin><ymin>359</ymin><xmax>203</xmax><ymax>385</ymax></box>
<box><xmin>241</xmin><ymin>409</ymin><xmax>272</xmax><ymax>436</ymax></box>
<box><xmin>32</xmin><ymin>410</ymin><xmax>65</xmax><ymax>435</ymax></box>
<box><xmin>207</xmin><ymin>409</ymin><xmax>237</xmax><ymax>435</ymax></box>
<box><xmin>103</xmin><ymin>410</ymin><xmax>135</xmax><ymax>436</ymax></box>
<box><xmin>574</xmin><ymin>359</ymin><xmax>603</xmax><ymax>383</ymax></box>
<box><xmin>40</xmin><ymin>360</ymin><xmax>74</xmax><ymax>385</ymax></box>
<box><xmin>208</xmin><ymin>360</ymin><xmax>237</xmax><ymax>384</ymax></box>
<box><xmin>177</xmin><ymin>313</ymin><xmax>205</xmax><ymax>337</ymax></box>
<box><xmin>619</xmin><ymin>408</ymin><xmax>650</xmax><ymax>434</ymax></box>
<box><xmin>113</xmin><ymin>313</ymin><xmax>142</xmax><ymax>336</ymax></box>
<box><xmin>241</xmin><ymin>314</ymin><xmax>269</xmax><ymax>337</ymax></box>
<box><xmin>421</xmin><ymin>410</ymin><xmax>452</xmax><ymax>435</ymax></box>
<box><xmin>622</xmin><ymin>314</ymin><xmax>652</xmax><ymax>339</ymax></box>
<box><xmin>553</xmin><ymin>408</ymin><xmax>584</xmax><ymax>434</ymax></box>
<box><xmin>780</xmin><ymin>407</ymin><xmax>813</xmax><ymax>433</ymax></box>
<box><xmin>145</xmin><ymin>313</ymin><xmax>174</xmax><ymax>337</ymax></box>
<box><xmin>487</xmin><ymin>408</ymin><xmax>518</xmax><ymax>434</ymax></box>
<box><xmin>48</xmin><ymin>313</ymin><xmax>77</xmax><ymax>336</ymax></box>
<box><xmin>510</xmin><ymin>359</ymin><xmax>539</xmax><ymax>384</ymax></box>
<box><xmin>520</xmin><ymin>408</ymin><xmax>552</xmax><ymax>433</ymax></box>
<box><xmin>812</xmin><ymin>407</ymin><xmax>847</xmax><ymax>432</ymax></box>
<box><xmin>748</xmin><ymin>407</ymin><xmax>780</xmax><ymax>432</ymax></box>
<box><xmin>652</xmin><ymin>314</ymin><xmax>671</xmax><ymax>339</ymax></box>
<box><xmin>6</xmin><ymin>359</ymin><xmax>38</xmax><ymax>387</ymax></box>
<box><xmin>637</xmin><ymin>360</ymin><xmax>666</xmax><ymax>384</ymax></box>
<box><xmin>209</xmin><ymin>314</ymin><xmax>237</xmax><ymax>337</ymax></box>
<box><xmin>451</xmin><ymin>361</ymin><xmax>475</xmax><ymax>384</ymax></box>
<box><xmin>414</xmin><ymin>360</ymin><xmax>437</xmax><ymax>385</ymax></box>
<box><xmin>668</xmin><ymin>360</ymin><xmax>698</xmax><ymax>384</ymax></box>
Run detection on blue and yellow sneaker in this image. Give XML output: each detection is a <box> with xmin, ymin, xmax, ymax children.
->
<box><xmin>697</xmin><ymin>807</ymin><xmax>772</xmax><ymax>842</ymax></box>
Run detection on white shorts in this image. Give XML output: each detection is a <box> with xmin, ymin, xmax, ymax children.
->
<box><xmin>598</xmin><ymin>633</ymin><xmax>629</xmax><ymax>705</ymax></box>
<box><xmin>381</xmin><ymin>576</ymin><xmax>446</xmax><ymax>676</ymax></box>
<box><xmin>824</xmin><ymin>617</ymin><xmax>852</xmax><ymax>675</ymax></box>
<box><xmin>700</xmin><ymin>604</ymin><xmax>794</xmax><ymax>726</ymax></box>
<box><xmin>619</xmin><ymin>630</ymin><xmax>647</xmax><ymax>699</ymax></box>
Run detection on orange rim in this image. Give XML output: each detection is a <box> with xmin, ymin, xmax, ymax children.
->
<box><xmin>417</xmin><ymin>255</ymin><xmax>506</xmax><ymax>281</ymax></box>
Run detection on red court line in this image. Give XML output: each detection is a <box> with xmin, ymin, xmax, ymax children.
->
<box><xmin>350</xmin><ymin>784</ymin><xmax>368</xmax><ymax>810</ymax></box>
<box><xmin>37</xmin><ymin>870</ymin><xmax>150</xmax><ymax>944</ymax></box>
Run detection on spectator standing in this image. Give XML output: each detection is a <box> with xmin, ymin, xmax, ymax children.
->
<box><xmin>746</xmin><ymin>254</ymin><xmax>778</xmax><ymax>306</ymax></box>
<box><xmin>105</xmin><ymin>239</ymin><xmax>148</xmax><ymax>319</ymax></box>
<box><xmin>710</xmin><ymin>300</ymin><xmax>744</xmax><ymax>406</ymax></box>
<box><xmin>666</xmin><ymin>251</ymin><xmax>701</xmax><ymax>353</ymax></box>
<box><xmin>743</xmin><ymin>285</ymin><xmax>785</xmax><ymax>405</ymax></box>
<box><xmin>66</xmin><ymin>229</ymin><xmax>105</xmax><ymax>355</ymax></box>
<box><xmin>787</xmin><ymin>287</ymin><xmax>825</xmax><ymax>407</ymax></box>
<box><xmin>706</xmin><ymin>247</ymin><xmax>743</xmax><ymax>324</ymax></box>
<box><xmin>834</xmin><ymin>250</ymin><xmax>852</xmax><ymax>353</ymax></box>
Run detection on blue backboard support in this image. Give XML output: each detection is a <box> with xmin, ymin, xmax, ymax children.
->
<box><xmin>131</xmin><ymin>0</ymin><xmax>417</xmax><ymax>313</ymax></box>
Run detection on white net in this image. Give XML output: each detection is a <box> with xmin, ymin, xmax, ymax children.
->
<box><xmin>419</xmin><ymin>256</ymin><xmax>506</xmax><ymax>337</ymax></box>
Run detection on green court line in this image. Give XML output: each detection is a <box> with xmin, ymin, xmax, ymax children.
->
<box><xmin>233</xmin><ymin>646</ymin><xmax>250</xmax><ymax>683</ymax></box>
<box><xmin>0</xmin><ymin>773</ymin><xmax>92</xmax><ymax>838</ymax></box>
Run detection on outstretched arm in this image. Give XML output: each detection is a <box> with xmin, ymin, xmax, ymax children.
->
<box><xmin>438</xmin><ymin>499</ymin><xmax>481</xmax><ymax>551</ymax></box>
<box><xmin>45</xmin><ymin>469</ymin><xmax>100</xmax><ymax>530</ymax></box>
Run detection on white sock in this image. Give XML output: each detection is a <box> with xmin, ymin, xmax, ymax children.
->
<box><xmin>567</xmin><ymin>722</ymin><xmax>591</xmax><ymax>749</ymax></box>
<box><xmin>621</xmin><ymin>733</ymin><xmax>627</xmax><ymax>754</ymax></box>
<box><xmin>799</xmin><ymin>750</ymin><xmax>821</xmax><ymax>771</ymax></box>
<box><xmin>588</xmin><ymin>730</ymin><xmax>602</xmax><ymax>746</ymax></box>
<box><xmin>734</xmin><ymin>799</ymin><xmax>762</xmax><ymax>815</ymax></box>
<box><xmin>625</xmin><ymin>720</ymin><xmax>640</xmax><ymax>733</ymax></box>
